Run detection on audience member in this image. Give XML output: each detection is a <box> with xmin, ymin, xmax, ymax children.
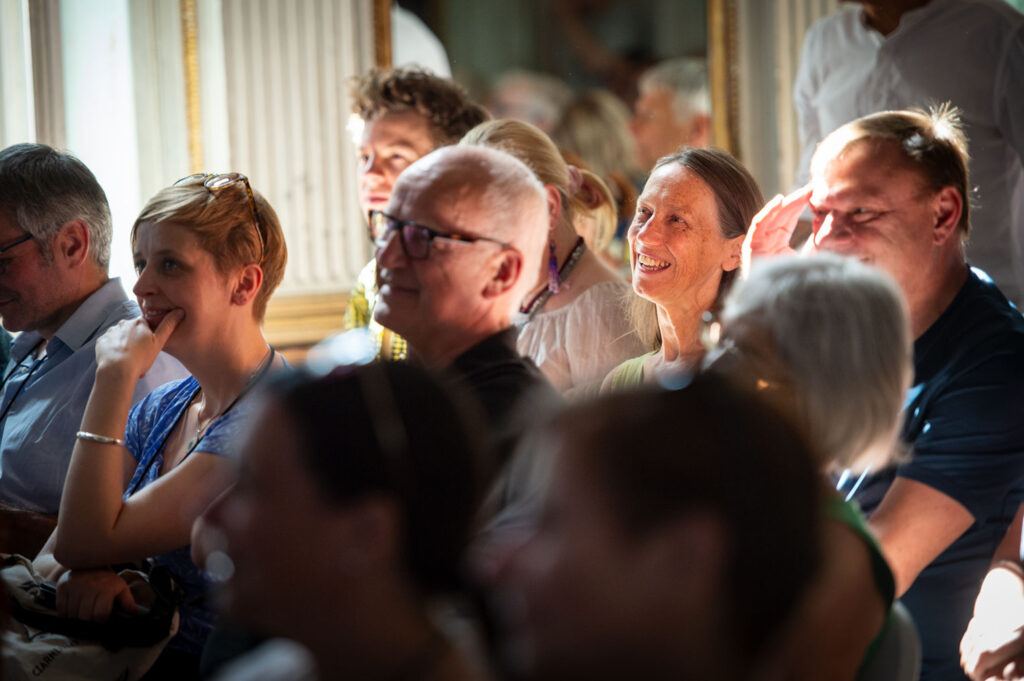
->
<box><xmin>603</xmin><ymin>147</ymin><xmax>762</xmax><ymax>389</ymax></box>
<box><xmin>551</xmin><ymin>89</ymin><xmax>643</xmax><ymax>240</ymax></box>
<box><xmin>373</xmin><ymin>145</ymin><xmax>559</xmax><ymax>460</ymax></box>
<box><xmin>707</xmin><ymin>253</ymin><xmax>914</xmax><ymax>681</ymax></box>
<box><xmin>0</xmin><ymin>143</ymin><xmax>185</xmax><ymax>555</ymax></box>
<box><xmin>488</xmin><ymin>373</ymin><xmax>822</xmax><ymax>681</ymax></box>
<box><xmin>197</xmin><ymin>364</ymin><xmax>493</xmax><ymax>681</ymax></box>
<box><xmin>32</xmin><ymin>172</ymin><xmax>288</xmax><ymax>678</ymax></box>
<box><xmin>344</xmin><ymin>67</ymin><xmax>489</xmax><ymax>360</ymax></box>
<box><xmin>960</xmin><ymin>503</ymin><xmax>1024</xmax><ymax>681</ymax></box>
<box><xmin>461</xmin><ymin>119</ymin><xmax>644</xmax><ymax>397</ymax></box>
<box><xmin>747</xmin><ymin>107</ymin><xmax>1024</xmax><ymax>681</ymax></box>
<box><xmin>793</xmin><ymin>0</ymin><xmax>1024</xmax><ymax>304</ymax></box>
<box><xmin>486</xmin><ymin>70</ymin><xmax>573</xmax><ymax>136</ymax></box>
<box><xmin>630</xmin><ymin>58</ymin><xmax>710</xmax><ymax>172</ymax></box>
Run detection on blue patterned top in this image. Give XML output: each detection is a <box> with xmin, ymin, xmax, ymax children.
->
<box><xmin>122</xmin><ymin>375</ymin><xmax>261</xmax><ymax>655</ymax></box>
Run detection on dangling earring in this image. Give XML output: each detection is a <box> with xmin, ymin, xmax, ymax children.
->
<box><xmin>547</xmin><ymin>238</ymin><xmax>561</xmax><ymax>294</ymax></box>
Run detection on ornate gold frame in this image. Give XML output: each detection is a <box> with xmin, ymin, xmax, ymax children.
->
<box><xmin>708</xmin><ymin>0</ymin><xmax>739</xmax><ymax>157</ymax></box>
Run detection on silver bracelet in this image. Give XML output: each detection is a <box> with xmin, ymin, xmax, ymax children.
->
<box><xmin>76</xmin><ymin>431</ymin><xmax>125</xmax><ymax>447</ymax></box>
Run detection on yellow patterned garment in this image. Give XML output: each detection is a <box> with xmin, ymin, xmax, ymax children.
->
<box><xmin>343</xmin><ymin>259</ymin><xmax>407</xmax><ymax>361</ymax></box>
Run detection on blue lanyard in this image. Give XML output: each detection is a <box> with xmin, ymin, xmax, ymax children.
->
<box><xmin>0</xmin><ymin>339</ymin><xmax>46</xmax><ymax>424</ymax></box>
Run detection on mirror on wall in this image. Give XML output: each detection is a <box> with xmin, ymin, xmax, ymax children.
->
<box><xmin>382</xmin><ymin>0</ymin><xmax>732</xmax><ymax>159</ymax></box>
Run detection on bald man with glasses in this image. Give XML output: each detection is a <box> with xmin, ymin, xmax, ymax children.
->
<box><xmin>374</xmin><ymin>145</ymin><xmax>559</xmax><ymax>460</ymax></box>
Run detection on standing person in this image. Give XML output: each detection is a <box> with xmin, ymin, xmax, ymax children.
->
<box><xmin>793</xmin><ymin>0</ymin><xmax>1024</xmax><ymax>303</ymax></box>
<box><xmin>34</xmin><ymin>172</ymin><xmax>288</xmax><ymax>677</ymax></box>
<box><xmin>461</xmin><ymin>119</ymin><xmax>645</xmax><ymax>397</ymax></box>
<box><xmin>747</xmin><ymin>107</ymin><xmax>1024</xmax><ymax>681</ymax></box>
<box><xmin>0</xmin><ymin>143</ymin><xmax>185</xmax><ymax>555</ymax></box>
<box><xmin>344</xmin><ymin>67</ymin><xmax>489</xmax><ymax>360</ymax></box>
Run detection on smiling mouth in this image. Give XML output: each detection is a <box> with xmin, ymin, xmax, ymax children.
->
<box><xmin>141</xmin><ymin>307</ymin><xmax>178</xmax><ymax>331</ymax></box>
<box><xmin>636</xmin><ymin>253</ymin><xmax>671</xmax><ymax>272</ymax></box>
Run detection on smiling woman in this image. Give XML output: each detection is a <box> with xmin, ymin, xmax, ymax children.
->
<box><xmin>603</xmin><ymin>147</ymin><xmax>763</xmax><ymax>390</ymax></box>
<box><xmin>31</xmin><ymin>172</ymin><xmax>289</xmax><ymax>677</ymax></box>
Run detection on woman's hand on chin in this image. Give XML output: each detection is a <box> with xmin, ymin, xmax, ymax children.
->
<box><xmin>56</xmin><ymin>568</ymin><xmax>138</xmax><ymax>623</ymax></box>
<box><xmin>95</xmin><ymin>310</ymin><xmax>184</xmax><ymax>380</ymax></box>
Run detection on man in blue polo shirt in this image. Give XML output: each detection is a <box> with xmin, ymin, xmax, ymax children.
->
<box><xmin>748</xmin><ymin>107</ymin><xmax>1024</xmax><ymax>681</ymax></box>
<box><xmin>0</xmin><ymin>143</ymin><xmax>185</xmax><ymax>554</ymax></box>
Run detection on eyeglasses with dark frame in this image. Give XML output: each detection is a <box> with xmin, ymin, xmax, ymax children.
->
<box><xmin>368</xmin><ymin>210</ymin><xmax>513</xmax><ymax>260</ymax></box>
<box><xmin>0</xmin><ymin>233</ymin><xmax>34</xmax><ymax>275</ymax></box>
<box><xmin>174</xmin><ymin>172</ymin><xmax>266</xmax><ymax>264</ymax></box>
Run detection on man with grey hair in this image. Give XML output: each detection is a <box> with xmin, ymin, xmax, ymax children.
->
<box><xmin>373</xmin><ymin>145</ymin><xmax>558</xmax><ymax>459</ymax></box>
<box><xmin>0</xmin><ymin>143</ymin><xmax>184</xmax><ymax>553</ymax></box>
<box><xmin>748</xmin><ymin>107</ymin><xmax>1024</xmax><ymax>681</ymax></box>
<box><xmin>629</xmin><ymin>57</ymin><xmax>710</xmax><ymax>171</ymax></box>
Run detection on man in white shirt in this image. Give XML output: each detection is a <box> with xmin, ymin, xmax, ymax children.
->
<box><xmin>794</xmin><ymin>0</ymin><xmax>1024</xmax><ymax>303</ymax></box>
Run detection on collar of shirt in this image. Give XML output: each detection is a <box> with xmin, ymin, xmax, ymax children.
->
<box><xmin>8</xmin><ymin>278</ymin><xmax>134</xmax><ymax>370</ymax></box>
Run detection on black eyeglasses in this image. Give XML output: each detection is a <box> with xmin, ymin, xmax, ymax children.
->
<box><xmin>368</xmin><ymin>210</ymin><xmax>512</xmax><ymax>260</ymax></box>
<box><xmin>0</xmin><ymin>233</ymin><xmax>33</xmax><ymax>275</ymax></box>
<box><xmin>175</xmin><ymin>172</ymin><xmax>266</xmax><ymax>264</ymax></box>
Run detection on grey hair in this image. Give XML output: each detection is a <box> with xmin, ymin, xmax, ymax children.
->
<box><xmin>717</xmin><ymin>253</ymin><xmax>911</xmax><ymax>471</ymax></box>
<box><xmin>638</xmin><ymin>57</ymin><xmax>710</xmax><ymax>122</ymax></box>
<box><xmin>0</xmin><ymin>143</ymin><xmax>112</xmax><ymax>269</ymax></box>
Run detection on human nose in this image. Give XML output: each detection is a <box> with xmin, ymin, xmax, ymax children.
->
<box><xmin>630</xmin><ymin>213</ymin><xmax>661</xmax><ymax>247</ymax></box>
<box><xmin>813</xmin><ymin>212</ymin><xmax>851</xmax><ymax>249</ymax></box>
<box><xmin>132</xmin><ymin>264</ymin><xmax>156</xmax><ymax>299</ymax></box>
<box><xmin>375</xmin><ymin>225</ymin><xmax>406</xmax><ymax>269</ymax></box>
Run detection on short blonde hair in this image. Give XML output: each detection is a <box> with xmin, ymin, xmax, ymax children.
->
<box><xmin>811</xmin><ymin>105</ymin><xmax>972</xmax><ymax>237</ymax></box>
<box><xmin>132</xmin><ymin>176</ymin><xmax>287</xmax><ymax>320</ymax></box>
<box><xmin>461</xmin><ymin>119</ymin><xmax>618</xmax><ymax>251</ymax></box>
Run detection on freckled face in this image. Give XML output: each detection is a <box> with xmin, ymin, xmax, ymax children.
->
<box><xmin>628</xmin><ymin>164</ymin><xmax>741</xmax><ymax>316</ymax></box>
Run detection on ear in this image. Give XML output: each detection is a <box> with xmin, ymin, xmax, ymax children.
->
<box><xmin>721</xmin><ymin>233</ymin><xmax>744</xmax><ymax>273</ymax></box>
<box><xmin>931</xmin><ymin>186</ymin><xmax>963</xmax><ymax>246</ymax></box>
<box><xmin>230</xmin><ymin>263</ymin><xmax>264</xmax><ymax>306</ymax></box>
<box><xmin>545</xmin><ymin>184</ymin><xmax>563</xmax><ymax>233</ymax></box>
<box><xmin>687</xmin><ymin>113</ymin><xmax>712</xmax><ymax>148</ymax></box>
<box><xmin>330</xmin><ymin>496</ymin><xmax>401</xmax><ymax>576</ymax></box>
<box><xmin>483</xmin><ymin>248</ymin><xmax>523</xmax><ymax>298</ymax></box>
<box><xmin>53</xmin><ymin>219</ymin><xmax>91</xmax><ymax>268</ymax></box>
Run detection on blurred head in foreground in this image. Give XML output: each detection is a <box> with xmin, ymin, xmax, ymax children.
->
<box><xmin>490</xmin><ymin>373</ymin><xmax>822</xmax><ymax>681</ymax></box>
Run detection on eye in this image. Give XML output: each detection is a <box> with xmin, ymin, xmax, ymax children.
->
<box><xmin>161</xmin><ymin>258</ymin><xmax>180</xmax><ymax>273</ymax></box>
<box><xmin>632</xmin><ymin>206</ymin><xmax>651</xmax><ymax>224</ymax></box>
<box><xmin>133</xmin><ymin>260</ymin><xmax>145</xmax><ymax>275</ymax></box>
<box><xmin>850</xmin><ymin>208</ymin><xmax>879</xmax><ymax>223</ymax></box>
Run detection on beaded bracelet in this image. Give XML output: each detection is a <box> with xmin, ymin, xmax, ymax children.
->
<box><xmin>76</xmin><ymin>431</ymin><xmax>125</xmax><ymax>447</ymax></box>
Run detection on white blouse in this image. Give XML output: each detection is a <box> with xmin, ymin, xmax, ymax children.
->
<box><xmin>516</xmin><ymin>280</ymin><xmax>646</xmax><ymax>398</ymax></box>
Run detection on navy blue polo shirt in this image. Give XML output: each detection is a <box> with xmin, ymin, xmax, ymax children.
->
<box><xmin>837</xmin><ymin>268</ymin><xmax>1024</xmax><ymax>681</ymax></box>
